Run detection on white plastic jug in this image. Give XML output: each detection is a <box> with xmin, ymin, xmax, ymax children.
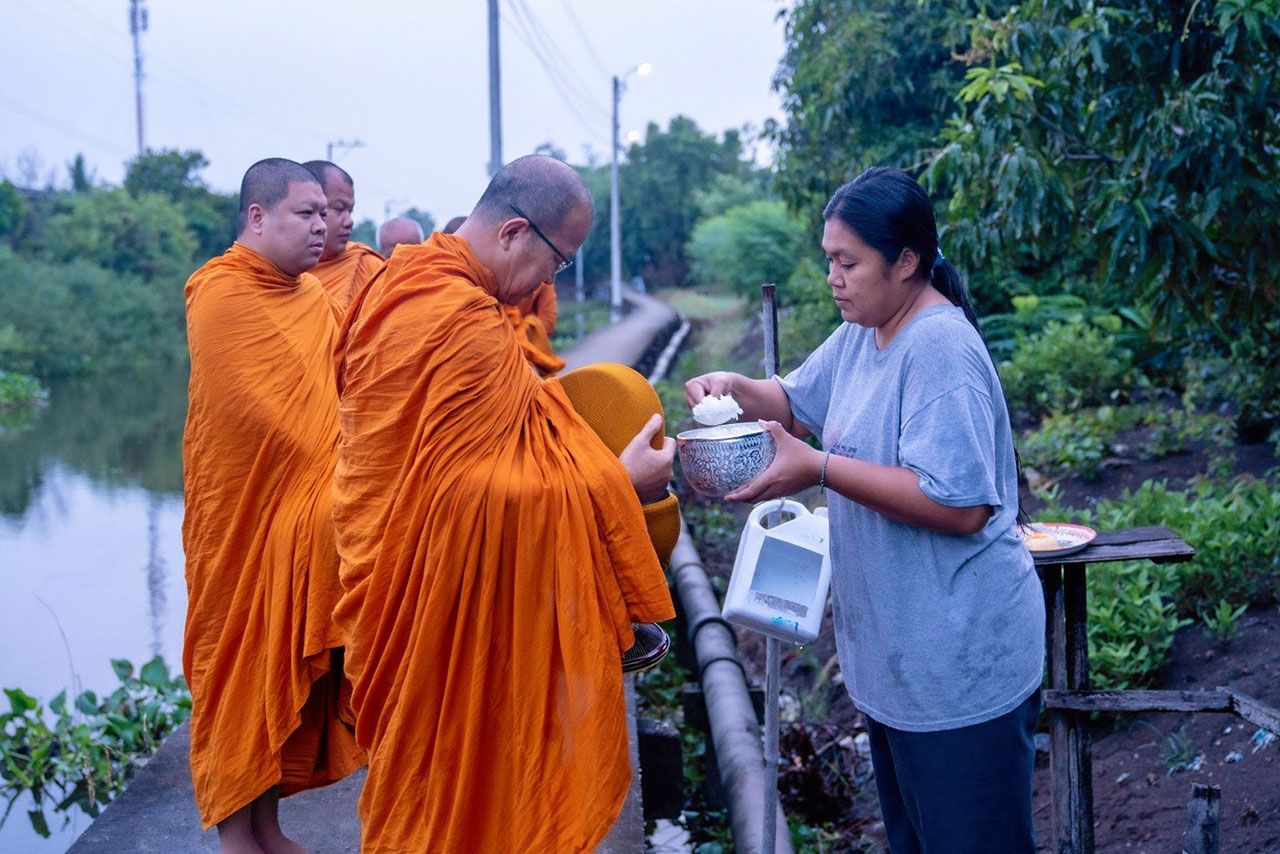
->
<box><xmin>722</xmin><ymin>499</ymin><xmax>832</xmax><ymax>644</ymax></box>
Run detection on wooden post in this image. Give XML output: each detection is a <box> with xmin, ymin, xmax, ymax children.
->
<box><xmin>1183</xmin><ymin>783</ymin><xmax>1220</xmax><ymax>854</ymax></box>
<box><xmin>1046</xmin><ymin>563</ymin><xmax>1096</xmax><ymax>853</ymax></box>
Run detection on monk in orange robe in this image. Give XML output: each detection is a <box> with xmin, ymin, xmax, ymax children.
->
<box><xmin>504</xmin><ymin>279</ymin><xmax>565</xmax><ymax>375</ymax></box>
<box><xmin>301</xmin><ymin>160</ymin><xmax>383</xmax><ymax>310</ymax></box>
<box><xmin>333</xmin><ymin>155</ymin><xmax>676</xmax><ymax>853</ymax></box>
<box><xmin>183</xmin><ymin>158</ymin><xmax>363</xmax><ymax>853</ymax></box>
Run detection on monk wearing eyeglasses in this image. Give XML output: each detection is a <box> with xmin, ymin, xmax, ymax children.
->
<box><xmin>332</xmin><ymin>154</ymin><xmax>676</xmax><ymax>853</ymax></box>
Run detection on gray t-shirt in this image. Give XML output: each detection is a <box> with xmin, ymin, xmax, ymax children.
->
<box><xmin>778</xmin><ymin>304</ymin><xmax>1044</xmax><ymax>732</ymax></box>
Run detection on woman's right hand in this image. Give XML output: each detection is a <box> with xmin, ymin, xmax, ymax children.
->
<box><xmin>684</xmin><ymin>372</ymin><xmax>742</xmax><ymax>408</ymax></box>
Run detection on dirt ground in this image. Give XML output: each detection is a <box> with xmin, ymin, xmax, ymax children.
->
<box><xmin>682</xmin><ymin>431</ymin><xmax>1280</xmax><ymax>851</ymax></box>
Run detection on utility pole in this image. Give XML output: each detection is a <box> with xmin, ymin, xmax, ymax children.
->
<box><xmin>326</xmin><ymin>139</ymin><xmax>366</xmax><ymax>162</ymax></box>
<box><xmin>609</xmin><ymin>74</ymin><xmax>622</xmax><ymax>322</ymax></box>
<box><xmin>129</xmin><ymin>0</ymin><xmax>148</xmax><ymax>155</ymax></box>
<box><xmin>609</xmin><ymin>63</ymin><xmax>650</xmax><ymax>323</ymax></box>
<box><xmin>487</xmin><ymin>0</ymin><xmax>503</xmax><ymax>176</ymax></box>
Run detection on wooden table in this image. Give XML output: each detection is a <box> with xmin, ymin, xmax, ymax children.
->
<box><xmin>1037</xmin><ymin>526</ymin><xmax>1280</xmax><ymax>852</ymax></box>
<box><xmin>1037</xmin><ymin>526</ymin><xmax>1194</xmax><ymax>854</ymax></box>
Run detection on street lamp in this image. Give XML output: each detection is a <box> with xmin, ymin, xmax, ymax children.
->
<box><xmin>610</xmin><ymin>61</ymin><xmax>651</xmax><ymax>323</ymax></box>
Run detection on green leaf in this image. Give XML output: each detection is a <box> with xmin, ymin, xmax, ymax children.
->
<box><xmin>139</xmin><ymin>657</ymin><xmax>170</xmax><ymax>690</ymax></box>
<box><xmin>28</xmin><ymin>808</ymin><xmax>50</xmax><ymax>838</ymax></box>
<box><xmin>75</xmin><ymin>691</ymin><xmax>99</xmax><ymax>716</ymax></box>
<box><xmin>4</xmin><ymin>688</ymin><xmax>36</xmax><ymax>715</ymax></box>
<box><xmin>110</xmin><ymin>659</ymin><xmax>134</xmax><ymax>681</ymax></box>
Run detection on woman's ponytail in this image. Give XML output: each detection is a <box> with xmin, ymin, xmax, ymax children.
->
<box><xmin>930</xmin><ymin>255</ymin><xmax>981</xmax><ymax>334</ymax></box>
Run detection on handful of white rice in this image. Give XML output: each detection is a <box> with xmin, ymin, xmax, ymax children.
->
<box><xmin>691</xmin><ymin>393</ymin><xmax>743</xmax><ymax>426</ymax></box>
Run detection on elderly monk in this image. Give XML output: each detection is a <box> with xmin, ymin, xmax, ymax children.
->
<box><xmin>375</xmin><ymin>216</ymin><xmax>424</xmax><ymax>257</ymax></box>
<box><xmin>183</xmin><ymin>157</ymin><xmax>364</xmax><ymax>853</ymax></box>
<box><xmin>301</xmin><ymin>160</ymin><xmax>383</xmax><ymax>309</ymax></box>
<box><xmin>333</xmin><ymin>154</ymin><xmax>676</xmax><ymax>853</ymax></box>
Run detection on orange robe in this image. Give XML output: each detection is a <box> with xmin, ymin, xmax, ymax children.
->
<box><xmin>311</xmin><ymin>241</ymin><xmax>383</xmax><ymax>311</ymax></box>
<box><xmin>182</xmin><ymin>242</ymin><xmax>364</xmax><ymax>828</ymax></box>
<box><xmin>332</xmin><ymin>233</ymin><xmax>675</xmax><ymax>853</ymax></box>
<box><xmin>505</xmin><ymin>280</ymin><xmax>565</xmax><ymax>376</ymax></box>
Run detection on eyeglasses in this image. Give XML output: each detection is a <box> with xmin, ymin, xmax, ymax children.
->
<box><xmin>508</xmin><ymin>204</ymin><xmax>573</xmax><ymax>275</ymax></box>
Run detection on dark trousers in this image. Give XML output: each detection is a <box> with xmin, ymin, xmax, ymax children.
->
<box><xmin>864</xmin><ymin>689</ymin><xmax>1040</xmax><ymax>854</ymax></box>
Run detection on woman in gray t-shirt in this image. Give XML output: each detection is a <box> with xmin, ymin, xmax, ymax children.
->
<box><xmin>686</xmin><ymin>167</ymin><xmax>1043</xmax><ymax>852</ymax></box>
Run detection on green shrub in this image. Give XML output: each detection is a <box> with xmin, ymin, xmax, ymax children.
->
<box><xmin>0</xmin><ymin>369</ymin><xmax>45</xmax><ymax>409</ymax></box>
<box><xmin>1000</xmin><ymin>318</ymin><xmax>1136</xmax><ymax>415</ymax></box>
<box><xmin>1035</xmin><ymin>476</ymin><xmax>1280</xmax><ymax>686</ymax></box>
<box><xmin>0</xmin><ymin>656</ymin><xmax>190</xmax><ymax>837</ymax></box>
<box><xmin>1021</xmin><ymin>412</ymin><xmax>1112</xmax><ymax>480</ymax></box>
<box><xmin>686</xmin><ymin>200</ymin><xmax>810</xmax><ymax>299</ymax></box>
<box><xmin>1183</xmin><ymin>320</ymin><xmax>1280</xmax><ymax>443</ymax></box>
<box><xmin>0</xmin><ymin>247</ymin><xmax>184</xmax><ymax>377</ymax></box>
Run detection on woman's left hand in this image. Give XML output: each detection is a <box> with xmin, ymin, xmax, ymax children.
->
<box><xmin>724</xmin><ymin>421</ymin><xmax>823</xmax><ymax>503</ymax></box>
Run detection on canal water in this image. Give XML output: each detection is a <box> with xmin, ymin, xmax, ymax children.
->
<box><xmin>0</xmin><ymin>362</ymin><xmax>189</xmax><ymax>853</ymax></box>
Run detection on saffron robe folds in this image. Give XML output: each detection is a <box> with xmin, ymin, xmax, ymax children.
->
<box><xmin>182</xmin><ymin>242</ymin><xmax>363</xmax><ymax>828</ymax></box>
<box><xmin>333</xmin><ymin>233</ymin><xmax>675</xmax><ymax>853</ymax></box>
<box><xmin>311</xmin><ymin>241</ymin><xmax>383</xmax><ymax>310</ymax></box>
<box><xmin>505</xmin><ymin>279</ymin><xmax>564</xmax><ymax>375</ymax></box>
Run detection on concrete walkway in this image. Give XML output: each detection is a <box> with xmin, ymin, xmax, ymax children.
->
<box><xmin>68</xmin><ymin>290</ymin><xmax>681</xmax><ymax>853</ymax></box>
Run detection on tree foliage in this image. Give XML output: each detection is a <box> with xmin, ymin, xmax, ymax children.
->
<box><xmin>925</xmin><ymin>0</ymin><xmax>1280</xmax><ymax>331</ymax></box>
<box><xmin>42</xmin><ymin>188</ymin><xmax>197</xmax><ymax>284</ymax></box>
<box><xmin>578</xmin><ymin>116</ymin><xmax>754</xmax><ymax>288</ymax></box>
<box><xmin>687</xmin><ymin>200</ymin><xmax>810</xmax><ymax>297</ymax></box>
<box><xmin>124</xmin><ymin>148</ymin><xmax>236</xmax><ymax>260</ymax></box>
<box><xmin>768</xmin><ymin>0</ymin><xmax>1009</xmax><ymax>217</ymax></box>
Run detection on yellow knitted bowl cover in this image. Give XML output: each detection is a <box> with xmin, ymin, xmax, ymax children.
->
<box><xmin>557</xmin><ymin>363</ymin><xmax>666</xmax><ymax>454</ymax></box>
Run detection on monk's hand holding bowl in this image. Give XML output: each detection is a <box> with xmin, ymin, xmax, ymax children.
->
<box><xmin>724</xmin><ymin>421</ymin><xmax>822</xmax><ymax>504</ymax></box>
<box><xmin>620</xmin><ymin>413</ymin><xmax>676</xmax><ymax>504</ymax></box>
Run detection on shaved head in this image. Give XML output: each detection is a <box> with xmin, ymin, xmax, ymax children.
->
<box><xmin>237</xmin><ymin>158</ymin><xmax>320</xmax><ymax>235</ymax></box>
<box><xmin>302</xmin><ymin>160</ymin><xmax>353</xmax><ymax>190</ymax></box>
<box><xmin>442</xmin><ymin>216</ymin><xmax>467</xmax><ymax>234</ymax></box>
<box><xmin>377</xmin><ymin>217</ymin><xmax>425</xmax><ymax>256</ymax></box>
<box><xmin>470</xmin><ymin>155</ymin><xmax>594</xmax><ymax>233</ymax></box>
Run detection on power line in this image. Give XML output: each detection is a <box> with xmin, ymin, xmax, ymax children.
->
<box><xmin>508</xmin><ymin>0</ymin><xmax>608</xmax><ymax>117</ymax></box>
<box><xmin>560</xmin><ymin>0</ymin><xmax>609</xmax><ymax>80</ymax></box>
<box><xmin>0</xmin><ymin>93</ymin><xmax>133</xmax><ymax>158</ymax></box>
<box><xmin>500</xmin><ymin>3</ymin><xmax>609</xmax><ymax>142</ymax></box>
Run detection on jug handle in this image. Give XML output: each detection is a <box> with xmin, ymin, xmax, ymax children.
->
<box><xmin>747</xmin><ymin>497</ymin><xmax>808</xmax><ymax>528</ymax></box>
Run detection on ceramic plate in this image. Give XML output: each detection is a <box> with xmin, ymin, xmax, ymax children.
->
<box><xmin>1020</xmin><ymin>522</ymin><xmax>1098</xmax><ymax>560</ymax></box>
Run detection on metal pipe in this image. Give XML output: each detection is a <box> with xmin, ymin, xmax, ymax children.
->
<box><xmin>671</xmin><ymin>526</ymin><xmax>793</xmax><ymax>854</ymax></box>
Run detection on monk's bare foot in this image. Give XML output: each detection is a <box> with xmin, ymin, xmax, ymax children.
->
<box><xmin>249</xmin><ymin>787</ymin><xmax>308</xmax><ymax>854</ymax></box>
<box><xmin>218</xmin><ymin>838</ymin><xmax>266</xmax><ymax>854</ymax></box>
<box><xmin>252</xmin><ymin>831</ymin><xmax>308</xmax><ymax>854</ymax></box>
<box><xmin>217</xmin><ymin>804</ymin><xmax>265</xmax><ymax>853</ymax></box>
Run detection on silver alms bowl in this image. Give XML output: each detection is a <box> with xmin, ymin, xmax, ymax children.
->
<box><xmin>677</xmin><ymin>423</ymin><xmax>776</xmax><ymax>498</ymax></box>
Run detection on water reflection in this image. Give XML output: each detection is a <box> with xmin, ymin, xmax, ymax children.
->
<box><xmin>0</xmin><ymin>361</ymin><xmax>189</xmax><ymax>852</ymax></box>
<box><xmin>0</xmin><ymin>361</ymin><xmax>187</xmax><ymax>518</ymax></box>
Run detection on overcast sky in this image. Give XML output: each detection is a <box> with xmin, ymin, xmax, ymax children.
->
<box><xmin>1</xmin><ymin>0</ymin><xmax>790</xmax><ymax>228</ymax></box>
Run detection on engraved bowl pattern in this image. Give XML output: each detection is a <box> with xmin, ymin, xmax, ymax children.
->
<box><xmin>677</xmin><ymin>424</ymin><xmax>776</xmax><ymax>498</ymax></box>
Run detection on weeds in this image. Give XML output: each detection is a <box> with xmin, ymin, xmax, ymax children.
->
<box><xmin>0</xmin><ymin>656</ymin><xmax>190</xmax><ymax>838</ymax></box>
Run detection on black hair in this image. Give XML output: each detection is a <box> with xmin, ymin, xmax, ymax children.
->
<box><xmin>471</xmin><ymin>154</ymin><xmax>594</xmax><ymax>234</ymax></box>
<box><xmin>823</xmin><ymin>166</ymin><xmax>980</xmax><ymax>332</ymax></box>
<box><xmin>301</xmin><ymin>160</ymin><xmax>353</xmax><ymax>189</ymax></box>
<box><xmin>236</xmin><ymin>157</ymin><xmax>320</xmax><ymax>235</ymax></box>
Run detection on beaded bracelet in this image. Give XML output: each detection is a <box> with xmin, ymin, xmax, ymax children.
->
<box><xmin>819</xmin><ymin>449</ymin><xmax>832</xmax><ymax>494</ymax></box>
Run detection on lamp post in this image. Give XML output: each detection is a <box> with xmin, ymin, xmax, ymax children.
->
<box><xmin>610</xmin><ymin>62</ymin><xmax>651</xmax><ymax>323</ymax></box>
